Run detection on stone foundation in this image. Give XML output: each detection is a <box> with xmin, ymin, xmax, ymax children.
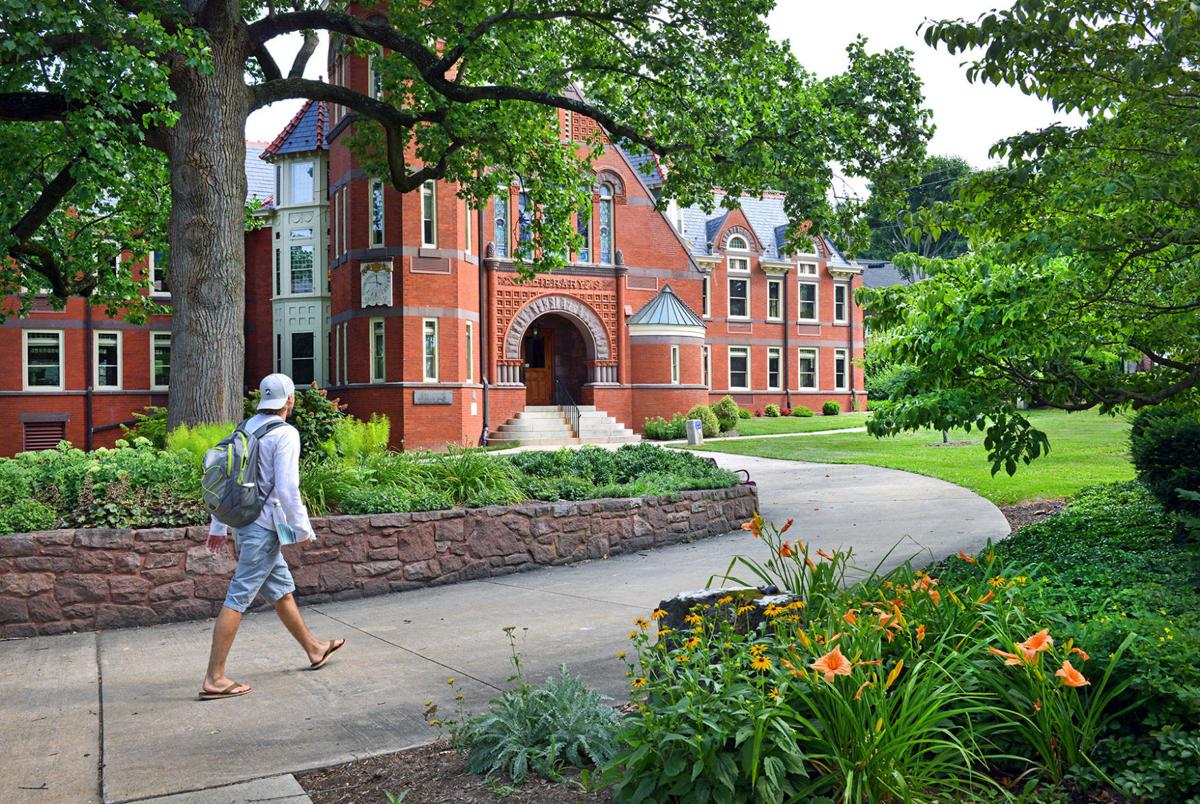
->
<box><xmin>0</xmin><ymin>485</ymin><xmax>757</xmax><ymax>637</ymax></box>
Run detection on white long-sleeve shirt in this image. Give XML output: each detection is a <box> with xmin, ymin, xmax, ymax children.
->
<box><xmin>208</xmin><ymin>413</ymin><xmax>314</xmax><ymax>539</ymax></box>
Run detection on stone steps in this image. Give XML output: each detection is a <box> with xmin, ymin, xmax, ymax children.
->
<box><xmin>488</xmin><ymin>405</ymin><xmax>639</xmax><ymax>447</ymax></box>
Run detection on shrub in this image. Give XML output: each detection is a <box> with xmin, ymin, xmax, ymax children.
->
<box><xmin>685</xmin><ymin>405</ymin><xmax>720</xmax><ymax>438</ymax></box>
<box><xmin>123</xmin><ymin>406</ymin><xmax>169</xmax><ymax>448</ymax></box>
<box><xmin>1129</xmin><ymin>406</ymin><xmax>1200</xmax><ymax>527</ymax></box>
<box><xmin>865</xmin><ymin>361</ymin><xmax>918</xmax><ymax>402</ymax></box>
<box><xmin>166</xmin><ymin>421</ymin><xmax>236</xmax><ymax>467</ymax></box>
<box><xmin>427</xmin><ymin>446</ymin><xmax>523</xmax><ymax>506</ymax></box>
<box><xmin>642</xmin><ymin>413</ymin><xmax>687</xmax><ymax>441</ymax></box>
<box><xmin>246</xmin><ymin>382</ymin><xmax>347</xmax><ymax>457</ymax></box>
<box><xmin>449</xmin><ymin>635</ymin><xmax>620</xmax><ymax>784</ymax></box>
<box><xmin>764</xmin><ymin>404</ymin><xmax>781</xmax><ymax>417</ymax></box>
<box><xmin>0</xmin><ymin>461</ymin><xmax>32</xmax><ymax>506</ymax></box>
<box><xmin>339</xmin><ymin>484</ymin><xmax>454</xmax><ymax>514</ymax></box>
<box><xmin>716</xmin><ymin>416</ymin><xmax>738</xmax><ymax>433</ymax></box>
<box><xmin>791</xmin><ymin>405</ymin><xmax>814</xmax><ymax>417</ymax></box>
<box><xmin>298</xmin><ymin>459</ymin><xmax>373</xmax><ymax>516</ymax></box>
<box><xmin>822</xmin><ymin>400</ymin><xmax>841</xmax><ymax>416</ymax></box>
<box><xmin>522</xmin><ymin>475</ymin><xmax>596</xmax><ymax>502</ymax></box>
<box><xmin>739</xmin><ymin>407</ymin><xmax>754</xmax><ymax>419</ymax></box>
<box><xmin>712</xmin><ymin>395</ymin><xmax>741</xmax><ymax>422</ymax></box>
<box><xmin>321</xmin><ymin>414</ymin><xmax>391</xmax><ymax>461</ymax></box>
<box><xmin>0</xmin><ymin>499</ymin><xmax>57</xmax><ymax>534</ymax></box>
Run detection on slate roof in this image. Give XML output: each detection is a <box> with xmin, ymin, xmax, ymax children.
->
<box><xmin>679</xmin><ymin>192</ymin><xmax>852</xmax><ymax>266</ymax></box>
<box><xmin>627</xmin><ymin>283</ymin><xmax>706</xmax><ymax>328</ymax></box>
<box><xmin>244</xmin><ymin>142</ymin><xmax>275</xmax><ymax>205</ymax></box>
<box><xmin>860</xmin><ymin>260</ymin><xmax>912</xmax><ymax>289</ymax></box>
<box><xmin>261</xmin><ymin>100</ymin><xmax>328</xmax><ymax>159</ymax></box>
<box><xmin>615</xmin><ymin>144</ymin><xmax>664</xmax><ymax>188</ymax></box>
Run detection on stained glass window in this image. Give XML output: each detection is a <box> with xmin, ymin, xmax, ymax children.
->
<box><xmin>598</xmin><ymin>182</ymin><xmax>614</xmax><ymax>264</ymax></box>
<box><xmin>493</xmin><ymin>191</ymin><xmax>508</xmax><ymax>257</ymax></box>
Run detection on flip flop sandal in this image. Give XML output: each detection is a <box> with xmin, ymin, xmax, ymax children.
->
<box><xmin>310</xmin><ymin>639</ymin><xmax>346</xmax><ymax>670</ymax></box>
<box><xmin>198</xmin><ymin>681</ymin><xmax>252</xmax><ymax>700</ymax></box>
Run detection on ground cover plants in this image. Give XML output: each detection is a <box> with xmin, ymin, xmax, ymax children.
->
<box><xmin>0</xmin><ymin>404</ymin><xmax>738</xmax><ymax>533</ymax></box>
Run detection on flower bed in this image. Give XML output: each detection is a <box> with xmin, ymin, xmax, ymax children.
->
<box><xmin>0</xmin><ymin>484</ymin><xmax>758</xmax><ymax>638</ymax></box>
<box><xmin>601</xmin><ymin>483</ymin><xmax>1200</xmax><ymax>801</ymax></box>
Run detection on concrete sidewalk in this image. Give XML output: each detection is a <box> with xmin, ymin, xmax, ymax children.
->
<box><xmin>1</xmin><ymin>454</ymin><xmax>1008</xmax><ymax>803</ymax></box>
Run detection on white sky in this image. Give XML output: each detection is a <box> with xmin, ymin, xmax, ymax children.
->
<box><xmin>246</xmin><ymin>2</ymin><xmax>1074</xmax><ymax>178</ymax></box>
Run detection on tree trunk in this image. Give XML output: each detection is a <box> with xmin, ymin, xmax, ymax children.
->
<box><xmin>164</xmin><ymin>6</ymin><xmax>250</xmax><ymax>430</ymax></box>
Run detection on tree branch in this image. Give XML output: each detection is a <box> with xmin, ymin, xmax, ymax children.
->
<box><xmin>289</xmin><ymin>31</ymin><xmax>319</xmax><ymax>79</ymax></box>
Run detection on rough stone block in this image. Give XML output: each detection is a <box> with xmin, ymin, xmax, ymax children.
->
<box><xmin>143</xmin><ymin>553</ymin><xmax>182</xmax><ymax>570</ymax></box>
<box><xmin>74</xmin><ymin>529</ymin><xmax>135</xmax><ymax>549</ymax></box>
<box><xmin>0</xmin><ymin>572</ymin><xmax>54</xmax><ymax>597</ymax></box>
<box><xmin>27</xmin><ymin>593</ymin><xmax>63</xmax><ymax>623</ymax></box>
<box><xmin>0</xmin><ymin>536</ymin><xmax>38</xmax><ymax>557</ymax></box>
<box><xmin>396</xmin><ymin>524</ymin><xmax>436</xmax><ymax>563</ymax></box>
<box><xmin>193</xmin><ymin>577</ymin><xmax>230</xmax><ymax>601</ymax></box>
<box><xmin>109</xmin><ymin>576</ymin><xmax>153</xmax><ymax>604</ymax></box>
<box><xmin>318</xmin><ymin>562</ymin><xmax>354</xmax><ymax>592</ymax></box>
<box><xmin>36</xmin><ymin>529</ymin><xmax>76</xmax><ymax>546</ymax></box>
<box><xmin>469</xmin><ymin>518</ymin><xmax>525</xmax><ymax>559</ymax></box>
<box><xmin>159</xmin><ymin>599</ymin><xmax>216</xmax><ymax>622</ymax></box>
<box><xmin>61</xmin><ymin>604</ymin><xmax>97</xmax><ymax>619</ymax></box>
<box><xmin>338</xmin><ymin>539</ymin><xmax>369</xmax><ymax>564</ymax></box>
<box><xmin>2</xmin><ymin>623</ymin><xmax>38</xmax><ymax>639</ymax></box>
<box><xmin>0</xmin><ymin>597</ymin><xmax>30</xmax><ymax>624</ymax></box>
<box><xmin>14</xmin><ymin>555</ymin><xmax>72</xmax><ymax>573</ymax></box>
<box><xmin>298</xmin><ymin>548</ymin><xmax>340</xmax><ymax>565</ymax></box>
<box><xmin>143</xmin><ymin>567</ymin><xmax>186</xmax><ymax>585</ymax></box>
<box><xmin>55</xmin><ymin>576</ymin><xmax>109</xmax><ymax>605</ymax></box>
<box><xmin>138</xmin><ymin>528</ymin><xmax>185</xmax><ymax>543</ymax></box>
<box><xmin>434</xmin><ymin>516</ymin><xmax>465</xmax><ymax>543</ymax></box>
<box><xmin>148</xmin><ymin>580</ymin><xmax>194</xmax><ymax>603</ymax></box>
<box><xmin>185</xmin><ymin>545</ymin><xmax>237</xmax><ymax>576</ymax></box>
<box><xmin>368</xmin><ymin>546</ymin><xmax>399</xmax><ymax>561</ymax></box>
<box><xmin>291</xmin><ymin>565</ymin><xmax>321</xmax><ymax>595</ymax></box>
<box><xmin>353</xmin><ymin>560</ymin><xmax>401</xmax><ymax>578</ymax></box>
<box><xmin>404</xmin><ymin>559</ymin><xmax>440</xmax><ymax>580</ymax></box>
<box><xmin>367</xmin><ymin>513</ymin><xmax>412</xmax><ymax>530</ymax></box>
<box><xmin>72</xmin><ymin>551</ymin><xmax>115</xmax><ymax>573</ymax></box>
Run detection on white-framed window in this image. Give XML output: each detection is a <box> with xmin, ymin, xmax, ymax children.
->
<box><xmin>370</xmin><ymin>179</ymin><xmax>385</xmax><ymax>247</ymax></box>
<box><xmin>94</xmin><ymin>331</ymin><xmax>121</xmax><ymax>390</ymax></box>
<box><xmin>767</xmin><ymin>347</ymin><xmax>781</xmax><ymax>390</ymax></box>
<box><xmin>421</xmin><ymin>180</ymin><xmax>437</xmax><ymax>247</ymax></box>
<box><xmin>291</xmin><ymin>332</ymin><xmax>315</xmax><ymax>386</ymax></box>
<box><xmin>290</xmin><ymin>244</ymin><xmax>314</xmax><ymax>294</ymax></box>
<box><xmin>797</xmin><ymin>281</ymin><xmax>818</xmax><ymax>322</ymax></box>
<box><xmin>370</xmin><ymin>318</ymin><xmax>385</xmax><ymax>383</ymax></box>
<box><xmin>727</xmin><ymin>254</ymin><xmax>750</xmax><ymax>273</ymax></box>
<box><xmin>767</xmin><ymin>279</ymin><xmax>782</xmax><ymax>321</ymax></box>
<box><xmin>703</xmin><ymin>345</ymin><xmax>711</xmax><ymax>388</ymax></box>
<box><xmin>465</xmin><ymin>321</ymin><xmax>474</xmax><ymax>383</ymax></box>
<box><xmin>273</xmin><ymin>248</ymin><xmax>281</xmax><ymax>296</ymax></box>
<box><xmin>368</xmin><ymin>52</ymin><xmax>383</xmax><ymax>100</ymax></box>
<box><xmin>150</xmin><ymin>251</ymin><xmax>169</xmax><ymax>296</ymax></box>
<box><xmin>290</xmin><ymin>161</ymin><xmax>314</xmax><ymax>205</ymax></box>
<box><xmin>341</xmin><ymin>187</ymin><xmax>349</xmax><ymax>253</ymax></box>
<box><xmin>150</xmin><ymin>332</ymin><xmax>171</xmax><ymax>391</ymax></box>
<box><xmin>797</xmin><ymin>262</ymin><xmax>818</xmax><ymax>276</ymax></box>
<box><xmin>340</xmin><ymin>323</ymin><xmax>349</xmax><ymax>385</ymax></box>
<box><xmin>701</xmin><ymin>275</ymin><xmax>711</xmax><ymax>318</ymax></box>
<box><xmin>598</xmin><ymin>182</ymin><xmax>614</xmax><ymax>264</ymax></box>
<box><xmin>797</xmin><ymin>348</ymin><xmax>818</xmax><ymax>390</ymax></box>
<box><xmin>575</xmin><ymin>199</ymin><xmax>591</xmax><ymax>262</ymax></box>
<box><xmin>834</xmin><ymin>348</ymin><xmax>848</xmax><ymax>390</ymax></box>
<box><xmin>728</xmin><ymin>346</ymin><xmax>750</xmax><ymax>390</ymax></box>
<box><xmin>670</xmin><ymin>345</ymin><xmax>681</xmax><ymax>385</ymax></box>
<box><xmin>727</xmin><ymin>234</ymin><xmax>749</xmax><ymax>251</ymax></box>
<box><xmin>422</xmin><ymin>318</ymin><xmax>439</xmax><ymax>382</ymax></box>
<box><xmin>493</xmin><ymin>189</ymin><xmax>509</xmax><ymax>258</ymax></box>
<box><xmin>728</xmin><ymin>277</ymin><xmax>749</xmax><ymax>319</ymax></box>
<box><xmin>464</xmin><ymin>202</ymin><xmax>472</xmax><ymax>254</ymax></box>
<box><xmin>23</xmin><ymin>330</ymin><xmax>63</xmax><ymax>391</ymax></box>
<box><xmin>834</xmin><ymin>283</ymin><xmax>849</xmax><ymax>324</ymax></box>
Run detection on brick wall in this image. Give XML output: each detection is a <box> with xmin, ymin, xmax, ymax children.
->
<box><xmin>0</xmin><ymin>484</ymin><xmax>757</xmax><ymax>637</ymax></box>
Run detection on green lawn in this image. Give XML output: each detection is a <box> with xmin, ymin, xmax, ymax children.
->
<box><xmin>694</xmin><ymin>409</ymin><xmax>1134</xmax><ymax>505</ymax></box>
<box><xmin>728</xmin><ymin>411</ymin><xmax>870</xmax><ymax>437</ymax></box>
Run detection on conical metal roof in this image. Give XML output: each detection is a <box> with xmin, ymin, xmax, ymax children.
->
<box><xmin>627</xmin><ymin>283</ymin><xmax>706</xmax><ymax>328</ymax></box>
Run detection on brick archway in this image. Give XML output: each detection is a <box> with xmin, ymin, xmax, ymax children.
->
<box><xmin>503</xmin><ymin>295</ymin><xmax>612</xmax><ymax>361</ymax></box>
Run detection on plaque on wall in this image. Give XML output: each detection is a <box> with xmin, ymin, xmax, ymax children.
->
<box><xmin>360</xmin><ymin>262</ymin><xmax>392</xmax><ymax>307</ymax></box>
<box><xmin>413</xmin><ymin>389</ymin><xmax>453</xmax><ymax>405</ymax></box>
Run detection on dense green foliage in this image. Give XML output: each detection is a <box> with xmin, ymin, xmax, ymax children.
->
<box><xmin>864</xmin><ymin>1</ymin><xmax>1200</xmax><ymax>474</ymax></box>
<box><xmin>822</xmin><ymin>401</ymin><xmax>841</xmax><ymax>416</ymax></box>
<box><xmin>687</xmin><ymin>405</ymin><xmax>721</xmax><ymax>439</ymax></box>
<box><xmin>712</xmin><ymin>396</ymin><xmax>741</xmax><ymax>423</ymax></box>
<box><xmin>763</xmin><ymin>404</ymin><xmax>780</xmax><ymax>418</ymax></box>
<box><xmin>861</xmin><ymin>154</ymin><xmax>972</xmax><ymax>263</ymax></box>
<box><xmin>642</xmin><ymin>414</ymin><xmax>688</xmax><ymax>441</ymax></box>
<box><xmin>1129</xmin><ymin>406</ymin><xmax>1200</xmax><ymax>530</ymax></box>
<box><xmin>791</xmin><ymin>406</ymin><xmax>813</xmax><ymax>418</ymax></box>
<box><xmin>864</xmin><ymin>359</ymin><xmax>917</xmax><ymax>403</ymax></box>
<box><xmin>245</xmin><ymin>385</ymin><xmax>348</xmax><ymax>457</ymax></box>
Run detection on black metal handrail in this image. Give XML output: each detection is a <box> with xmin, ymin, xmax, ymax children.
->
<box><xmin>554</xmin><ymin>377</ymin><xmax>581</xmax><ymax>438</ymax></box>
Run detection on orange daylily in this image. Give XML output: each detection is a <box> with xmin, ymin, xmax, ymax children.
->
<box><xmin>957</xmin><ymin>551</ymin><xmax>977</xmax><ymax>565</ymax></box>
<box><xmin>1070</xmin><ymin>646</ymin><xmax>1090</xmax><ymax>661</ymax></box>
<box><xmin>988</xmin><ymin>646</ymin><xmax>1026</xmax><ymax>666</ymax></box>
<box><xmin>854</xmin><ymin>680</ymin><xmax>873</xmax><ymax>700</ymax></box>
<box><xmin>810</xmin><ymin>646</ymin><xmax>853</xmax><ymax>682</ymax></box>
<box><xmin>780</xmin><ymin>518</ymin><xmax>794</xmax><ymax>534</ymax></box>
<box><xmin>778</xmin><ymin>541</ymin><xmax>793</xmax><ymax>558</ymax></box>
<box><xmin>916</xmin><ymin>625</ymin><xmax>926</xmax><ymax>642</ymax></box>
<box><xmin>742</xmin><ymin>514</ymin><xmax>765</xmax><ymax>538</ymax></box>
<box><xmin>1018</xmin><ymin>629</ymin><xmax>1054</xmax><ymax>658</ymax></box>
<box><xmin>805</xmin><ymin>557</ymin><xmax>817</xmax><ymax>572</ymax></box>
<box><xmin>817</xmin><ymin>548</ymin><xmax>835</xmax><ymax>561</ymax></box>
<box><xmin>843</xmin><ymin>609</ymin><xmax>859</xmax><ymax>626</ymax></box>
<box><xmin>929</xmin><ymin>589</ymin><xmax>941</xmax><ymax>606</ymax></box>
<box><xmin>976</xmin><ymin>589</ymin><xmax>995</xmax><ymax>605</ymax></box>
<box><xmin>1055</xmin><ymin>660</ymin><xmax>1090</xmax><ymax>688</ymax></box>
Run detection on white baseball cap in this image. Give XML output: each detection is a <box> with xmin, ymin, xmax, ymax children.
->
<box><xmin>257</xmin><ymin>373</ymin><xmax>296</xmax><ymax>411</ymax></box>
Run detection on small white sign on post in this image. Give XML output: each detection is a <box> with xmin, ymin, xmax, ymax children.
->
<box><xmin>686</xmin><ymin>418</ymin><xmax>704</xmax><ymax>446</ymax></box>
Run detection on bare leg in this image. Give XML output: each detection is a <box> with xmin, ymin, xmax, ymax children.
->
<box><xmin>273</xmin><ymin>593</ymin><xmax>333</xmax><ymax>664</ymax></box>
<box><xmin>202</xmin><ymin>607</ymin><xmax>249</xmax><ymax>694</ymax></box>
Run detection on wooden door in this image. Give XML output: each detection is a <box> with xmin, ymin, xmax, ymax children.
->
<box><xmin>524</xmin><ymin>329</ymin><xmax>554</xmax><ymax>405</ymax></box>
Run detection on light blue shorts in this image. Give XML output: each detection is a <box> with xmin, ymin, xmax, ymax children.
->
<box><xmin>224</xmin><ymin>523</ymin><xmax>296</xmax><ymax>613</ymax></box>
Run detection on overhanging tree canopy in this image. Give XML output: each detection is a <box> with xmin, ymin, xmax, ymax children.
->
<box><xmin>0</xmin><ymin>0</ymin><xmax>930</xmax><ymax>428</ymax></box>
<box><xmin>863</xmin><ymin>0</ymin><xmax>1200</xmax><ymax>474</ymax></box>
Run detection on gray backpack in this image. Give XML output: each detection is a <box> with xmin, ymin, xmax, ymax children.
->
<box><xmin>201</xmin><ymin>418</ymin><xmax>287</xmax><ymax>528</ymax></box>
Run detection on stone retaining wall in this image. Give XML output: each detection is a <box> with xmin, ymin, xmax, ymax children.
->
<box><xmin>0</xmin><ymin>485</ymin><xmax>757</xmax><ymax>637</ymax></box>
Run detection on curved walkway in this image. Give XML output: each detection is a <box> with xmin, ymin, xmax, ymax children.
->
<box><xmin>0</xmin><ymin>456</ymin><xmax>1007</xmax><ymax>804</ymax></box>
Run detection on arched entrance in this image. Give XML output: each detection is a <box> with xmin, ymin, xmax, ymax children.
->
<box><xmin>521</xmin><ymin>314</ymin><xmax>589</xmax><ymax>405</ymax></box>
<box><xmin>503</xmin><ymin>295</ymin><xmax>612</xmax><ymax>406</ymax></box>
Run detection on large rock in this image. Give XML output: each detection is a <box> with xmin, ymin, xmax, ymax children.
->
<box><xmin>55</xmin><ymin>576</ymin><xmax>109</xmax><ymax>605</ymax></box>
<box><xmin>0</xmin><ymin>572</ymin><xmax>54</xmax><ymax>597</ymax></box>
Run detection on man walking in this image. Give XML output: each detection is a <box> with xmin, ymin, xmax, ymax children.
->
<box><xmin>200</xmin><ymin>374</ymin><xmax>345</xmax><ymax>699</ymax></box>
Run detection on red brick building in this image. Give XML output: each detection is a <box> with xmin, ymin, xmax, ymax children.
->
<box><xmin>0</xmin><ymin>60</ymin><xmax>865</xmax><ymax>456</ymax></box>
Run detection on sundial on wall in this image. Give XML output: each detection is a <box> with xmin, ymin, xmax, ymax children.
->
<box><xmin>360</xmin><ymin>262</ymin><xmax>392</xmax><ymax>307</ymax></box>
